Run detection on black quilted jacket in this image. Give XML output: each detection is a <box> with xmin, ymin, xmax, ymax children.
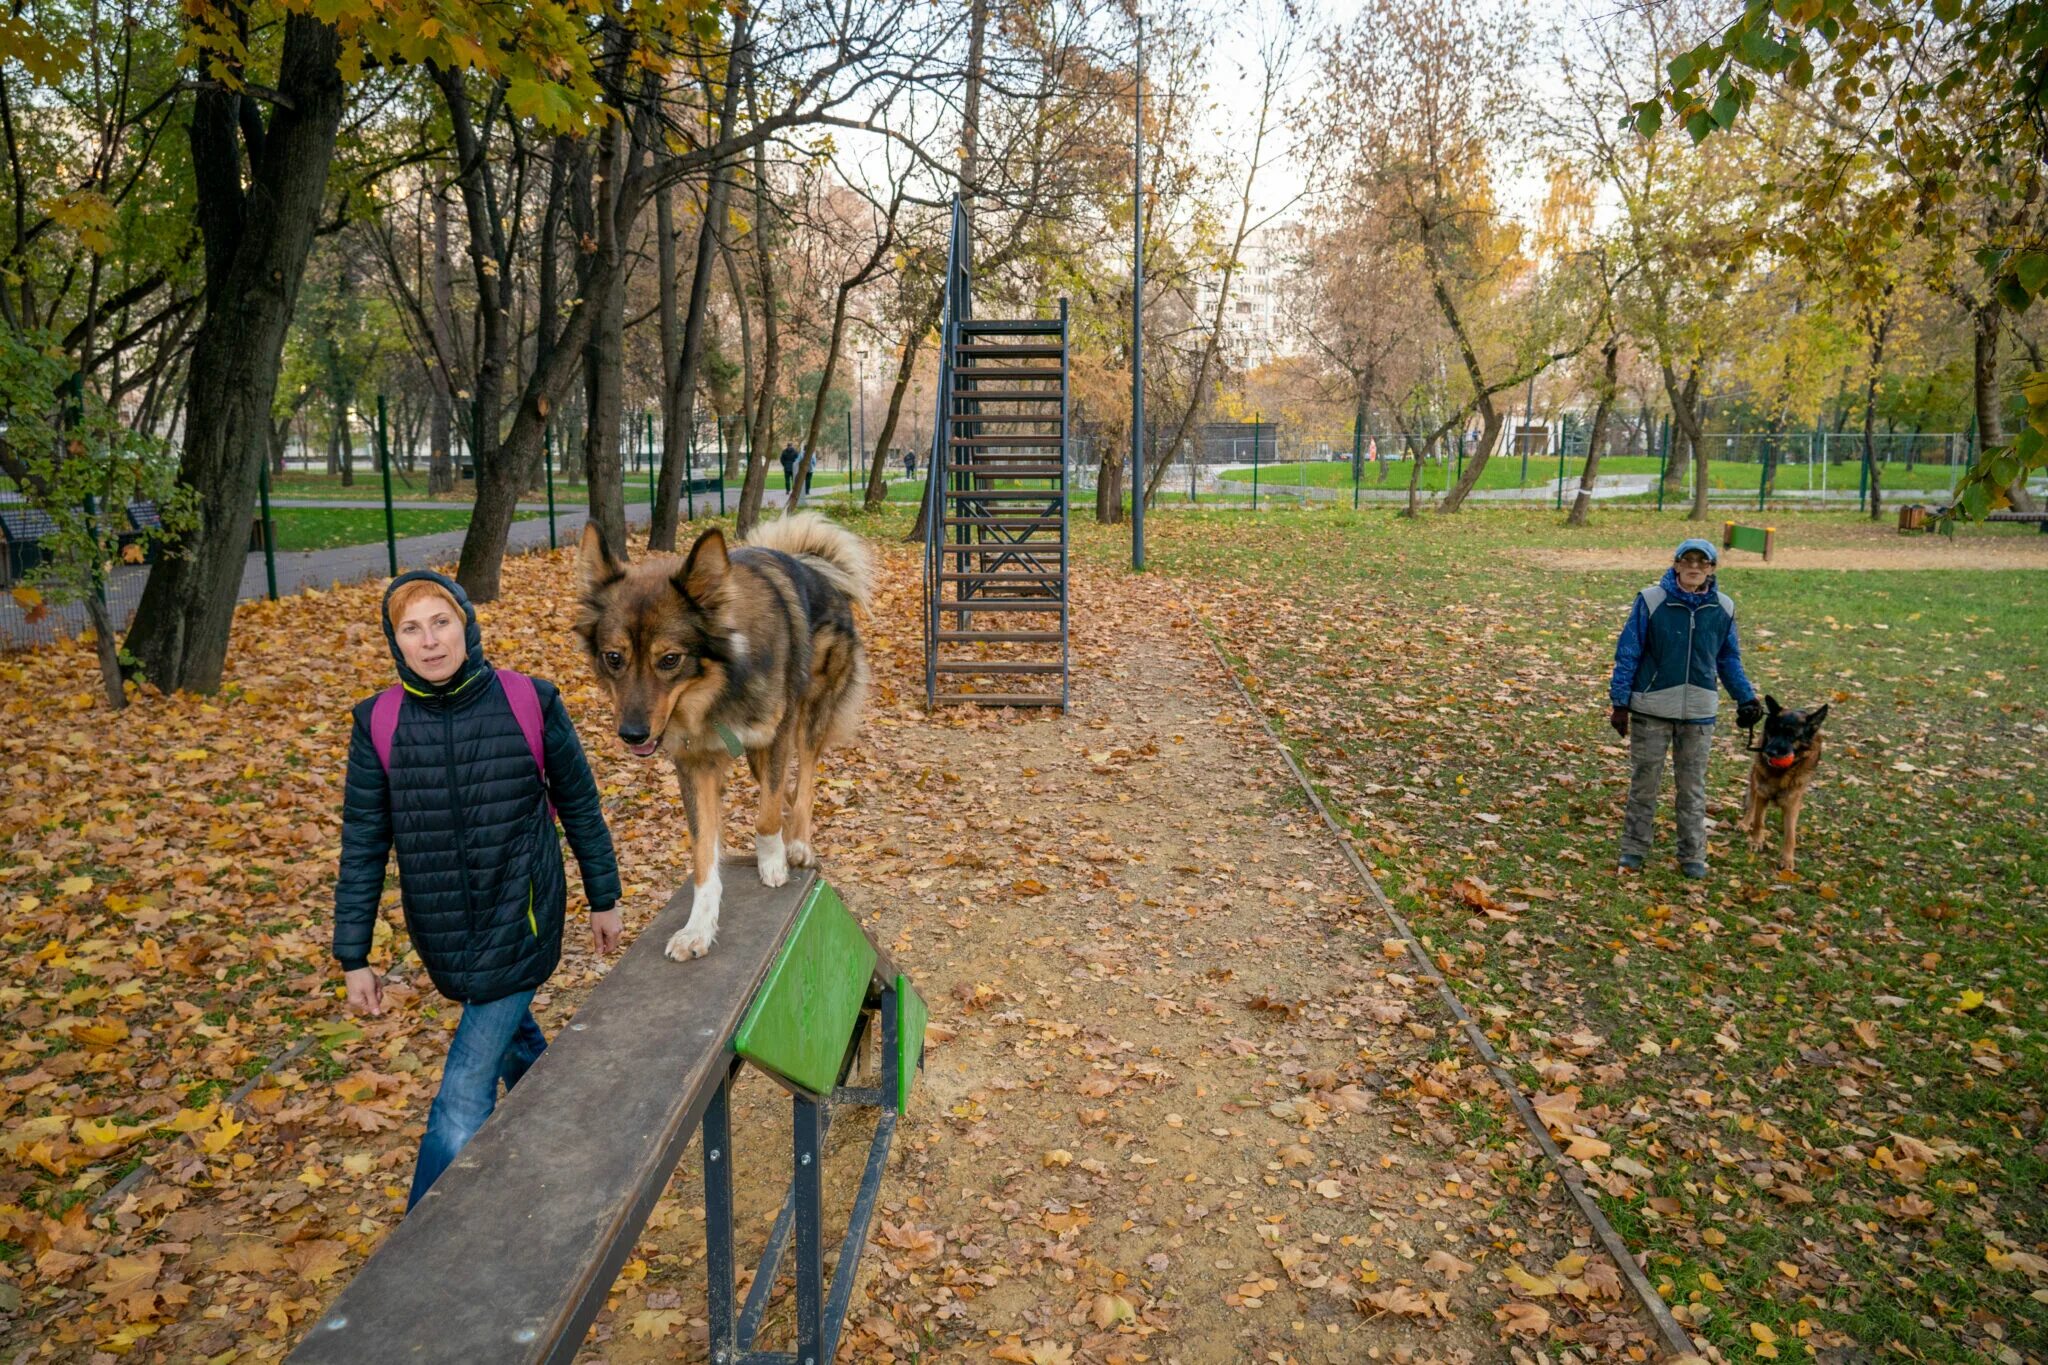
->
<box><xmin>333</xmin><ymin>570</ymin><xmax>621</xmax><ymax>1004</ymax></box>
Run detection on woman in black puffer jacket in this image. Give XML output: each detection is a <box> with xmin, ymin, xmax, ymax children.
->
<box><xmin>334</xmin><ymin>570</ymin><xmax>622</xmax><ymax>1210</ymax></box>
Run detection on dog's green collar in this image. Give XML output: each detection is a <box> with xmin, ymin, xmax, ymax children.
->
<box><xmin>714</xmin><ymin>722</ymin><xmax>744</xmax><ymax>758</ymax></box>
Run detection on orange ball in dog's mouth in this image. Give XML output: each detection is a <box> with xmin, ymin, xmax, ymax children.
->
<box><xmin>1766</xmin><ymin>754</ymin><xmax>1797</xmax><ymax>769</ymax></box>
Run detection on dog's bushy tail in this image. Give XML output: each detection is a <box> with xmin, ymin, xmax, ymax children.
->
<box><xmin>743</xmin><ymin>511</ymin><xmax>874</xmax><ymax>608</ymax></box>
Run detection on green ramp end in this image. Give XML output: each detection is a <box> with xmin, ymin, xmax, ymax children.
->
<box><xmin>732</xmin><ymin>880</ymin><xmax>876</xmax><ymax>1096</ymax></box>
<box><xmin>894</xmin><ymin>973</ymin><xmax>927</xmax><ymax>1112</ymax></box>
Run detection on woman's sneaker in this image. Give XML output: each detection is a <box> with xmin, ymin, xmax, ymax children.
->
<box><xmin>1681</xmin><ymin>860</ymin><xmax>1709</xmax><ymax>878</ymax></box>
<box><xmin>1617</xmin><ymin>853</ymin><xmax>1644</xmax><ymax>871</ymax></box>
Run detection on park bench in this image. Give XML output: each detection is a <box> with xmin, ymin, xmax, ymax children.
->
<box><xmin>1913</xmin><ymin>504</ymin><xmax>2048</xmax><ymax>534</ymax></box>
<box><xmin>123</xmin><ymin>499</ymin><xmax>161</xmax><ymax>563</ymax></box>
<box><xmin>288</xmin><ymin>865</ymin><xmax>925</xmax><ymax>1365</ymax></box>
<box><xmin>0</xmin><ymin>503</ymin><xmax>55</xmax><ymax>587</ymax></box>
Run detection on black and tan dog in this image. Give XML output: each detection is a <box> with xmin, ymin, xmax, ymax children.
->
<box><xmin>1740</xmin><ymin>695</ymin><xmax>1828</xmax><ymax>873</ymax></box>
<box><xmin>574</xmin><ymin>512</ymin><xmax>871</xmax><ymax>960</ymax></box>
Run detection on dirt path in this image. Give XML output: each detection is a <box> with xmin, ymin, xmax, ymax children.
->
<box><xmin>591</xmin><ymin>550</ymin><xmax>1660</xmax><ymax>1364</ymax></box>
<box><xmin>1533</xmin><ymin>533</ymin><xmax>2048</xmax><ymax>572</ymax></box>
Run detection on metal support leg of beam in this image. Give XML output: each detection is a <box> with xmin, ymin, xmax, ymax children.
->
<box><xmin>706</xmin><ymin>994</ymin><xmax>912</xmax><ymax>1365</ymax></box>
<box><xmin>792</xmin><ymin>1094</ymin><xmax>826</xmax><ymax>1365</ymax></box>
<box><xmin>703</xmin><ymin>1061</ymin><xmax>740</xmax><ymax>1364</ymax></box>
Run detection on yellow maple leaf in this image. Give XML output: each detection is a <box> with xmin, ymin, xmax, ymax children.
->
<box><xmin>1958</xmin><ymin>989</ymin><xmax>1986</xmax><ymax>1012</ymax></box>
<box><xmin>1504</xmin><ymin>1262</ymin><xmax>1558</xmax><ymax>1296</ymax></box>
<box><xmin>198</xmin><ymin>1111</ymin><xmax>244</xmax><ymax>1155</ymax></box>
<box><xmin>628</xmin><ymin>1308</ymin><xmax>688</xmax><ymax>1340</ymax></box>
<box><xmin>171</xmin><ymin>748</ymin><xmax>209</xmax><ymax>762</ymax></box>
<box><xmin>73</xmin><ymin>1117</ymin><xmax>150</xmax><ymax>1149</ymax></box>
<box><xmin>159</xmin><ymin>1104</ymin><xmax>219</xmax><ymax>1134</ymax></box>
<box><xmin>57</xmin><ymin>875</ymin><xmax>93</xmax><ymax>896</ymax></box>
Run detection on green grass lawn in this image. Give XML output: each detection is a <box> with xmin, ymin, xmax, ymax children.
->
<box><xmin>1221</xmin><ymin>456</ymin><xmax>1974</xmax><ymax>495</ymax></box>
<box><xmin>1086</xmin><ymin>505</ymin><xmax>2047</xmax><ymax>1362</ymax></box>
<box><xmin>265</xmin><ymin>506</ymin><xmax>540</xmax><ymax>553</ymax></box>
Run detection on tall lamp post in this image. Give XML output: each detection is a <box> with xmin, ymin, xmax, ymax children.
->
<box><xmin>1131</xmin><ymin>12</ymin><xmax>1145</xmax><ymax>571</ymax></box>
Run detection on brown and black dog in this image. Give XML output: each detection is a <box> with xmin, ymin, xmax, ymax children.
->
<box><xmin>1740</xmin><ymin>695</ymin><xmax>1828</xmax><ymax>873</ymax></box>
<box><xmin>573</xmin><ymin>513</ymin><xmax>871</xmax><ymax>960</ymax></box>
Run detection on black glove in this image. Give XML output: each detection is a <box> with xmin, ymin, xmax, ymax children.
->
<box><xmin>1609</xmin><ymin>705</ymin><xmax>1630</xmax><ymax>738</ymax></box>
<box><xmin>1736</xmin><ymin>698</ymin><xmax>1764</xmax><ymax>730</ymax></box>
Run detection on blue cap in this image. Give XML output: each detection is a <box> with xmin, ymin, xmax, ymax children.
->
<box><xmin>1674</xmin><ymin>538</ymin><xmax>1718</xmax><ymax>564</ymax></box>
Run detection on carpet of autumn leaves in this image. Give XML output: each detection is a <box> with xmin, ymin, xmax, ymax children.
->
<box><xmin>3</xmin><ymin>503</ymin><xmax>2039</xmax><ymax>1365</ymax></box>
<box><xmin>0</xmin><ymin>513</ymin><xmax>1672</xmax><ymax>1364</ymax></box>
<box><xmin>1143</xmin><ymin>505</ymin><xmax>2048</xmax><ymax>1363</ymax></box>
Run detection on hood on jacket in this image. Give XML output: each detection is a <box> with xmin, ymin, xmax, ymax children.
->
<box><xmin>1658</xmin><ymin>565</ymin><xmax>1718</xmax><ymax>607</ymax></box>
<box><xmin>381</xmin><ymin>569</ymin><xmax>490</xmax><ymax>698</ymax></box>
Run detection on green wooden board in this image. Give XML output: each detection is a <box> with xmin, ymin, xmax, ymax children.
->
<box><xmin>732</xmin><ymin>880</ymin><xmax>876</xmax><ymax>1096</ymax></box>
<box><xmin>894</xmin><ymin>974</ymin><xmax>928</xmax><ymax>1112</ymax></box>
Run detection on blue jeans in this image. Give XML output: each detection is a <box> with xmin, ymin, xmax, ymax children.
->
<box><xmin>407</xmin><ymin>990</ymin><xmax>547</xmax><ymax>1210</ymax></box>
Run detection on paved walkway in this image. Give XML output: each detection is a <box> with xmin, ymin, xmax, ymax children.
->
<box><xmin>0</xmin><ymin>493</ymin><xmax>799</xmax><ymax>651</ymax></box>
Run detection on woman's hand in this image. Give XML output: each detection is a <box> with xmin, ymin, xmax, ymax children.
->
<box><xmin>344</xmin><ymin>967</ymin><xmax>385</xmax><ymax>1016</ymax></box>
<box><xmin>590</xmin><ymin>909</ymin><xmax>624</xmax><ymax>956</ymax></box>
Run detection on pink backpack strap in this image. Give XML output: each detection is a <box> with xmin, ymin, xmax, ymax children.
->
<box><xmin>369</xmin><ymin>685</ymin><xmax>404</xmax><ymax>775</ymax></box>
<box><xmin>497</xmin><ymin>670</ymin><xmax>555</xmax><ymax>818</ymax></box>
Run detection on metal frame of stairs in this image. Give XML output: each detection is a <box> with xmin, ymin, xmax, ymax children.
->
<box><xmin>922</xmin><ymin>197</ymin><xmax>1071</xmax><ymax>710</ymax></box>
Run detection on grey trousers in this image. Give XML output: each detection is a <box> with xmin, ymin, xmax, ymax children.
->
<box><xmin>1622</xmin><ymin>716</ymin><xmax>1712</xmax><ymax>862</ymax></box>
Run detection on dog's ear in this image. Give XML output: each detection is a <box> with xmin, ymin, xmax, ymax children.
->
<box><xmin>676</xmin><ymin>527</ymin><xmax>730</xmax><ymax>604</ymax></box>
<box><xmin>1805</xmin><ymin>704</ymin><xmax>1828</xmax><ymax>730</ymax></box>
<box><xmin>1765</xmin><ymin>694</ymin><xmax>1782</xmax><ymax>715</ymax></box>
<box><xmin>577</xmin><ymin>523</ymin><xmax>625</xmax><ymax>595</ymax></box>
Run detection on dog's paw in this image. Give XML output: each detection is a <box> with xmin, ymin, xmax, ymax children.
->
<box><xmin>664</xmin><ymin>877</ymin><xmax>722</xmax><ymax>961</ymax></box>
<box><xmin>756</xmin><ymin>832</ymin><xmax>789</xmax><ymax>888</ymax></box>
<box><xmin>785</xmin><ymin>837</ymin><xmax>815</xmax><ymax>868</ymax></box>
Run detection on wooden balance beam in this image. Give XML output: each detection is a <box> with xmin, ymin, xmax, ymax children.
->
<box><xmin>288</xmin><ymin>863</ymin><xmax>925</xmax><ymax>1365</ymax></box>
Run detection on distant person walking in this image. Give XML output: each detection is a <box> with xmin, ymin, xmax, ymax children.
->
<box><xmin>780</xmin><ymin>443</ymin><xmax>799</xmax><ymax>494</ymax></box>
<box><xmin>904</xmin><ymin>447</ymin><xmax>917</xmax><ymax>478</ymax></box>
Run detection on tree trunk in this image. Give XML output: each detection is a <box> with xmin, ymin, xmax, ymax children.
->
<box><xmin>1567</xmin><ymin>339</ymin><xmax>1617</xmax><ymax>527</ymax></box>
<box><xmin>721</xmin><ymin>241</ymin><xmax>754</xmax><ymax>486</ymax></box>
<box><xmin>1095</xmin><ymin>444</ymin><xmax>1124</xmax><ymax>524</ymax></box>
<box><xmin>85</xmin><ymin>592</ymin><xmax>125</xmax><ymax>710</ymax></box>
<box><xmin>656</xmin><ymin>166</ymin><xmax>736</xmax><ymax>548</ymax></box>
<box><xmin>1430</xmin><ymin>258</ymin><xmax>1508</xmax><ymax>514</ymax></box>
<box><xmin>441</xmin><ymin>67</ymin><xmax>519</xmax><ymax>597</ymax></box>
<box><xmin>427</xmin><ymin>192</ymin><xmax>456</xmax><ymax>496</ymax></box>
<box><xmin>1973</xmin><ymin>301</ymin><xmax>2040</xmax><ymax>514</ymax></box>
<box><xmin>735</xmin><ymin>112</ymin><xmax>779</xmax><ymax>535</ymax></box>
<box><xmin>867</xmin><ymin>294</ymin><xmax>938</xmax><ymax>508</ymax></box>
<box><xmin>654</xmin><ymin>17</ymin><xmax>749</xmax><ymax>549</ymax></box>
<box><xmin>1863</xmin><ymin>298</ymin><xmax>1892</xmax><ymax>522</ymax></box>
<box><xmin>124</xmin><ymin>13</ymin><xmax>346</xmax><ymax>694</ymax></box>
<box><xmin>1660</xmin><ymin>360</ymin><xmax>1706</xmax><ymax>519</ymax></box>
